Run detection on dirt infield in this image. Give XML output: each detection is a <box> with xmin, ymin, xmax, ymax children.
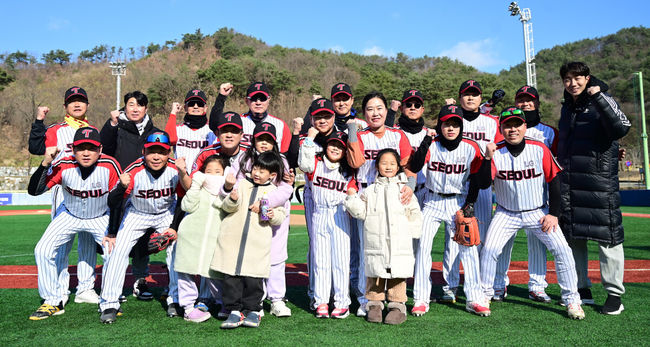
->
<box><xmin>2</xmin><ymin>260</ymin><xmax>649</xmax><ymax>289</ymax></box>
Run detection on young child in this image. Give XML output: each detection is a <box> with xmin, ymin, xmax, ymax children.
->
<box><xmin>174</xmin><ymin>154</ymin><xmax>234</xmax><ymax>323</ymax></box>
<box><xmin>299</xmin><ymin>130</ymin><xmax>357</xmax><ymax>319</ymax></box>
<box><xmin>345</xmin><ymin>149</ymin><xmax>422</xmax><ymax>325</ymax></box>
<box><xmin>211</xmin><ymin>151</ymin><xmax>286</xmax><ymax>329</ymax></box>
<box><xmin>236</xmin><ymin>122</ymin><xmax>294</xmax><ymax>317</ymax></box>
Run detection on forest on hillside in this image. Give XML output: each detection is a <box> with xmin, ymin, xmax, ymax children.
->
<box><xmin>0</xmin><ymin>26</ymin><xmax>648</xmax><ymax>167</ymax></box>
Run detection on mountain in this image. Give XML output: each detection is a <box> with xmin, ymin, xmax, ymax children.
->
<box><xmin>0</xmin><ymin>26</ymin><xmax>648</xmax><ymax>166</ymax></box>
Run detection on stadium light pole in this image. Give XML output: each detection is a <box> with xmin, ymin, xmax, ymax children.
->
<box><xmin>508</xmin><ymin>2</ymin><xmax>537</xmax><ymax>88</ymax></box>
<box><xmin>109</xmin><ymin>61</ymin><xmax>126</xmax><ymax>110</ymax></box>
<box><xmin>634</xmin><ymin>71</ymin><xmax>650</xmax><ymax>189</ymax></box>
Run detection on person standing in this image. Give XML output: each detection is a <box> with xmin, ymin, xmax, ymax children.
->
<box><xmin>557</xmin><ymin>62</ymin><xmax>631</xmax><ymax>315</ymax></box>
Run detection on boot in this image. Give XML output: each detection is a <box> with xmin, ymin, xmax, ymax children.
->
<box><xmin>384</xmin><ymin>302</ymin><xmax>407</xmax><ymax>325</ymax></box>
<box><xmin>366</xmin><ymin>301</ymin><xmax>383</xmax><ymax>323</ymax></box>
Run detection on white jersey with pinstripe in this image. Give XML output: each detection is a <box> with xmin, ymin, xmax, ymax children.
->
<box><xmin>174</xmin><ymin>123</ymin><xmax>211</xmax><ymax>167</ymax></box>
<box><xmin>122</xmin><ymin>158</ymin><xmax>181</xmax><ymax>214</ymax></box>
<box><xmin>490</xmin><ymin>139</ymin><xmax>560</xmax><ymax>211</ymax></box>
<box><xmin>355</xmin><ymin>127</ymin><xmax>411</xmax><ymax>184</ymax></box>
<box><xmin>242</xmin><ymin>113</ymin><xmax>292</xmax><ymax>152</ymax></box>
<box><xmin>412</xmin><ymin>137</ymin><xmax>484</xmax><ymax>304</ymax></box>
<box><xmin>525</xmin><ymin>122</ymin><xmax>558</xmax><ymax>155</ymax></box>
<box><xmin>207</xmin><ymin>117</ymin><xmax>256</xmax><ymax>147</ymax></box>
<box><xmin>396</xmin><ymin>126</ymin><xmax>428</xmax><ymax>191</ymax></box>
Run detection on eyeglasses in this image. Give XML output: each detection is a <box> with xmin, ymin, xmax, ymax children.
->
<box><xmin>146</xmin><ymin>132</ymin><xmax>170</xmax><ymax>144</ymax></box>
<box><xmin>405</xmin><ymin>102</ymin><xmax>422</xmax><ymax>109</ymax></box>
<box><xmin>248</xmin><ymin>95</ymin><xmax>268</xmax><ymax>102</ymax></box>
<box><xmin>186</xmin><ymin>100</ymin><xmax>205</xmax><ymax>108</ymax></box>
<box><xmin>500</xmin><ymin>108</ymin><xmax>524</xmax><ymax>117</ymax></box>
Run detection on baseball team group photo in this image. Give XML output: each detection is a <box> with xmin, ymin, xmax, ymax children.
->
<box><xmin>1</xmin><ymin>2</ymin><xmax>650</xmax><ymax>345</ymax></box>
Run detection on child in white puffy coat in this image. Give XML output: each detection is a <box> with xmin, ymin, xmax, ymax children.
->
<box><xmin>345</xmin><ymin>148</ymin><xmax>422</xmax><ymax>325</ymax></box>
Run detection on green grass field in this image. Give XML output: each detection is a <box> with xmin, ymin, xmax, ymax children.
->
<box><xmin>1</xmin><ymin>205</ymin><xmax>649</xmax><ymax>346</ymax></box>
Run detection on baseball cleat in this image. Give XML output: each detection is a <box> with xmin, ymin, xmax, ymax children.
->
<box><xmin>411</xmin><ymin>302</ymin><xmax>429</xmax><ymax>316</ymax></box>
<box><xmin>331</xmin><ymin>308</ymin><xmax>350</xmax><ymax>319</ymax></box>
<box><xmin>466</xmin><ymin>301</ymin><xmax>491</xmax><ymax>317</ymax></box>
<box><xmin>492</xmin><ymin>288</ymin><xmax>507</xmax><ymax>302</ymax></box>
<box><xmin>220</xmin><ymin>311</ymin><xmax>245</xmax><ymax>329</ymax></box>
<box><xmin>75</xmin><ymin>289</ymin><xmax>100</xmax><ymax>304</ymax></box>
<box><xmin>440</xmin><ymin>288</ymin><xmax>457</xmax><ymax>303</ymax></box>
<box><xmin>529</xmin><ymin>290</ymin><xmax>552</xmax><ymax>303</ymax></box>
<box><xmin>270</xmin><ymin>300</ymin><xmax>292</xmax><ymax>317</ymax></box>
<box><xmin>29</xmin><ymin>303</ymin><xmax>65</xmax><ymax>320</ymax></box>
<box><xmin>567</xmin><ymin>303</ymin><xmax>586</xmax><ymax>320</ymax></box>
<box><xmin>167</xmin><ymin>303</ymin><xmax>181</xmax><ymax>318</ymax></box>
<box><xmin>601</xmin><ymin>295</ymin><xmax>624</xmax><ymax>315</ymax></box>
<box><xmin>100</xmin><ymin>308</ymin><xmax>119</xmax><ymax>324</ymax></box>
<box><xmin>578</xmin><ymin>288</ymin><xmax>595</xmax><ymax>305</ymax></box>
<box><xmin>316</xmin><ymin>304</ymin><xmax>329</xmax><ymax>318</ymax></box>
<box><xmin>133</xmin><ymin>278</ymin><xmax>153</xmax><ymax>301</ymax></box>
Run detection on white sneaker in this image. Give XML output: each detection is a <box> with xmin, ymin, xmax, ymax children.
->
<box><xmin>356</xmin><ymin>305</ymin><xmax>367</xmax><ymax>317</ymax></box>
<box><xmin>567</xmin><ymin>303</ymin><xmax>585</xmax><ymax>320</ymax></box>
<box><xmin>270</xmin><ymin>301</ymin><xmax>292</xmax><ymax>317</ymax></box>
<box><xmin>74</xmin><ymin>289</ymin><xmax>100</xmax><ymax>304</ymax></box>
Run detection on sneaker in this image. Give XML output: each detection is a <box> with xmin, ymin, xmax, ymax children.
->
<box><xmin>440</xmin><ymin>288</ymin><xmax>457</xmax><ymax>303</ymax></box>
<box><xmin>195</xmin><ymin>302</ymin><xmax>209</xmax><ymax>313</ymax></box>
<box><xmin>567</xmin><ymin>303</ymin><xmax>586</xmax><ymax>320</ymax></box>
<box><xmin>29</xmin><ymin>303</ymin><xmax>64</xmax><ymax>320</ymax></box>
<box><xmin>100</xmin><ymin>308</ymin><xmax>118</xmax><ymax>324</ymax></box>
<box><xmin>184</xmin><ymin>308</ymin><xmax>211</xmax><ymax>323</ymax></box>
<box><xmin>331</xmin><ymin>308</ymin><xmax>350</xmax><ymax>319</ymax></box>
<box><xmin>356</xmin><ymin>305</ymin><xmax>367</xmax><ymax>317</ymax></box>
<box><xmin>411</xmin><ymin>302</ymin><xmax>429</xmax><ymax>317</ymax></box>
<box><xmin>220</xmin><ymin>311</ymin><xmax>245</xmax><ymax>329</ymax></box>
<box><xmin>118</xmin><ymin>295</ymin><xmax>128</xmax><ymax>303</ymax></box>
<box><xmin>601</xmin><ymin>295</ymin><xmax>624</xmax><ymax>315</ymax></box>
<box><xmin>316</xmin><ymin>304</ymin><xmax>329</xmax><ymax>318</ymax></box>
<box><xmin>466</xmin><ymin>301</ymin><xmax>491</xmax><ymax>317</ymax></box>
<box><xmin>133</xmin><ymin>278</ymin><xmax>153</xmax><ymax>301</ymax></box>
<box><xmin>75</xmin><ymin>289</ymin><xmax>100</xmax><ymax>304</ymax></box>
<box><xmin>242</xmin><ymin>311</ymin><xmax>261</xmax><ymax>328</ymax></box>
<box><xmin>270</xmin><ymin>301</ymin><xmax>292</xmax><ymax>317</ymax></box>
<box><xmin>578</xmin><ymin>288</ymin><xmax>595</xmax><ymax>305</ymax></box>
<box><xmin>529</xmin><ymin>290</ymin><xmax>552</xmax><ymax>303</ymax></box>
<box><xmin>167</xmin><ymin>303</ymin><xmax>181</xmax><ymax>318</ymax></box>
<box><xmin>217</xmin><ymin>307</ymin><xmax>230</xmax><ymax>319</ymax></box>
<box><xmin>492</xmin><ymin>288</ymin><xmax>507</xmax><ymax>302</ymax></box>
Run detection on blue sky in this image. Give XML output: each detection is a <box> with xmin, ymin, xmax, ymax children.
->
<box><xmin>2</xmin><ymin>0</ymin><xmax>648</xmax><ymax>73</ymax></box>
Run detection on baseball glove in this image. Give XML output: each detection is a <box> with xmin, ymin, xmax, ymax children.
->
<box><xmin>147</xmin><ymin>232</ymin><xmax>175</xmax><ymax>254</ymax></box>
<box><xmin>453</xmin><ymin>203</ymin><xmax>480</xmax><ymax>247</ymax></box>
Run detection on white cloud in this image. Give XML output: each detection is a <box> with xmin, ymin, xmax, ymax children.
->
<box><xmin>48</xmin><ymin>17</ymin><xmax>70</xmax><ymax>31</ymax></box>
<box><xmin>363</xmin><ymin>46</ymin><xmax>385</xmax><ymax>56</ymax></box>
<box><xmin>438</xmin><ymin>39</ymin><xmax>503</xmax><ymax>70</ymax></box>
<box><xmin>328</xmin><ymin>45</ymin><xmax>345</xmax><ymax>53</ymax></box>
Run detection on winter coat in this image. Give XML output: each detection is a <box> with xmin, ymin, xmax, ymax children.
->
<box><xmin>345</xmin><ymin>173</ymin><xmax>422</xmax><ymax>278</ymax></box>
<box><xmin>557</xmin><ymin>76</ymin><xmax>631</xmax><ymax>245</ymax></box>
<box><xmin>210</xmin><ymin>177</ymin><xmax>285</xmax><ymax>278</ymax></box>
<box><xmin>174</xmin><ymin>172</ymin><xmax>225</xmax><ymax>278</ymax></box>
<box><xmin>100</xmin><ymin>114</ymin><xmax>160</xmax><ymax>169</ymax></box>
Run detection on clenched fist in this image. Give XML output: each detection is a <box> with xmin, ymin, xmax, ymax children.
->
<box><xmin>37</xmin><ymin>106</ymin><xmax>50</xmax><ymax>121</ymax></box>
<box><xmin>110</xmin><ymin>110</ymin><xmax>120</xmax><ymax>126</ymax></box>
<box><xmin>119</xmin><ymin>173</ymin><xmax>131</xmax><ymax>188</ymax></box>
<box><xmin>170</xmin><ymin>102</ymin><xmax>182</xmax><ymax>115</ymax></box>
<box><xmin>219</xmin><ymin>83</ymin><xmax>233</xmax><ymax>96</ymax></box>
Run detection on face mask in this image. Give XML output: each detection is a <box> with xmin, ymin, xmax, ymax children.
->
<box><xmin>203</xmin><ymin>174</ymin><xmax>226</xmax><ymax>195</ymax></box>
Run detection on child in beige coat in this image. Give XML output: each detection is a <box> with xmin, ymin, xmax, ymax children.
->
<box><xmin>345</xmin><ymin>148</ymin><xmax>423</xmax><ymax>325</ymax></box>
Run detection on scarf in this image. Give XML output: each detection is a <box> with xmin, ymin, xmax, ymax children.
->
<box><xmin>461</xmin><ymin>108</ymin><xmax>480</xmax><ymax>122</ymax></box>
<box><xmin>397</xmin><ymin>116</ymin><xmax>424</xmax><ymax>134</ymax></box>
<box><xmin>323</xmin><ymin>155</ymin><xmax>340</xmax><ymax>170</ymax></box>
<box><xmin>247</xmin><ymin>111</ymin><xmax>268</xmax><ymax>125</ymax></box>
<box><xmin>119</xmin><ymin>112</ymin><xmax>150</xmax><ymax>135</ymax></box>
<box><xmin>64</xmin><ymin>115</ymin><xmax>90</xmax><ymax>129</ymax></box>
<box><xmin>523</xmin><ymin>110</ymin><xmax>540</xmax><ymax>128</ymax></box>
<box><xmin>506</xmin><ymin>139</ymin><xmax>526</xmax><ymax>157</ymax></box>
<box><xmin>435</xmin><ymin>118</ymin><xmax>464</xmax><ymax>151</ymax></box>
<box><xmin>183</xmin><ymin>114</ymin><xmax>207</xmax><ymax>129</ymax></box>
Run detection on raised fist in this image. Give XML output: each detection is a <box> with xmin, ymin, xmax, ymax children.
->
<box><xmin>427</xmin><ymin>128</ymin><xmax>437</xmax><ymax>137</ymax></box>
<box><xmin>283</xmin><ymin>168</ymin><xmax>295</xmax><ymax>185</ymax></box>
<box><xmin>445</xmin><ymin>98</ymin><xmax>456</xmax><ymax>105</ymax></box>
<box><xmin>311</xmin><ymin>94</ymin><xmax>323</xmax><ymax>101</ymax></box>
<box><xmin>390</xmin><ymin>100</ymin><xmax>401</xmax><ymax>112</ymax></box>
<box><xmin>485</xmin><ymin>142</ymin><xmax>497</xmax><ymax>160</ymax></box>
<box><xmin>224</xmin><ymin>173</ymin><xmax>237</xmax><ymax>191</ymax></box>
<box><xmin>175</xmin><ymin>157</ymin><xmax>187</xmax><ymax>174</ymax></box>
<box><xmin>119</xmin><ymin>173</ymin><xmax>131</xmax><ymax>188</ymax></box>
<box><xmin>307</xmin><ymin>127</ymin><xmax>319</xmax><ymax>139</ymax></box>
<box><xmin>37</xmin><ymin>106</ymin><xmax>50</xmax><ymax>121</ymax></box>
<box><xmin>170</xmin><ymin>102</ymin><xmax>182</xmax><ymax>115</ymax></box>
<box><xmin>219</xmin><ymin>83</ymin><xmax>233</xmax><ymax>96</ymax></box>
<box><xmin>292</xmin><ymin>117</ymin><xmax>304</xmax><ymax>135</ymax></box>
<box><xmin>42</xmin><ymin>146</ymin><xmax>59</xmax><ymax>166</ymax></box>
<box><xmin>110</xmin><ymin>110</ymin><xmax>120</xmax><ymax>126</ymax></box>
<box><xmin>229</xmin><ymin>187</ymin><xmax>238</xmax><ymax>201</ymax></box>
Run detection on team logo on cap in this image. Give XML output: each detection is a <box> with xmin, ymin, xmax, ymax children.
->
<box><xmin>520</xmin><ymin>86</ymin><xmax>531</xmax><ymax>93</ymax></box>
<box><xmin>81</xmin><ymin>128</ymin><xmax>93</xmax><ymax>138</ymax></box>
<box><xmin>336</xmin><ymin>84</ymin><xmax>346</xmax><ymax>91</ymax></box>
<box><xmin>254</xmin><ymin>83</ymin><xmax>263</xmax><ymax>90</ymax></box>
<box><xmin>467</xmin><ymin>80</ymin><xmax>476</xmax><ymax>86</ymax></box>
<box><xmin>317</xmin><ymin>99</ymin><xmax>326</xmax><ymax>107</ymax></box>
<box><xmin>224</xmin><ymin>113</ymin><xmax>234</xmax><ymax>121</ymax></box>
<box><xmin>261</xmin><ymin>123</ymin><xmax>272</xmax><ymax>131</ymax></box>
<box><xmin>448</xmin><ymin>105</ymin><xmax>458</xmax><ymax>113</ymax></box>
<box><xmin>408</xmin><ymin>90</ymin><xmax>418</xmax><ymax>96</ymax></box>
<box><xmin>70</xmin><ymin>87</ymin><xmax>81</xmax><ymax>94</ymax></box>
<box><xmin>191</xmin><ymin>89</ymin><xmax>200</xmax><ymax>96</ymax></box>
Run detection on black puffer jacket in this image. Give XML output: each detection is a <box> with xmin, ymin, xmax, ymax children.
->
<box><xmin>100</xmin><ymin>115</ymin><xmax>160</xmax><ymax>169</ymax></box>
<box><xmin>557</xmin><ymin>76</ymin><xmax>631</xmax><ymax>245</ymax></box>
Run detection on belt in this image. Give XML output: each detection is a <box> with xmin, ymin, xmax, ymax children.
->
<box><xmin>415</xmin><ymin>183</ymin><xmax>426</xmax><ymax>191</ymax></box>
<box><xmin>496</xmin><ymin>204</ymin><xmax>546</xmax><ymax>213</ymax></box>
<box><xmin>430</xmin><ymin>189</ymin><xmax>459</xmax><ymax>198</ymax></box>
<box><xmin>360</xmin><ymin>183</ymin><xmax>369</xmax><ymax>188</ymax></box>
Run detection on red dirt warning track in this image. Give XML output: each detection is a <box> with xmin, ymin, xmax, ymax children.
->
<box><xmin>1</xmin><ymin>260</ymin><xmax>649</xmax><ymax>289</ymax></box>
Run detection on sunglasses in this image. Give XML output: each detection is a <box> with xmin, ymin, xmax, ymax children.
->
<box><xmin>248</xmin><ymin>95</ymin><xmax>268</xmax><ymax>102</ymax></box>
<box><xmin>186</xmin><ymin>100</ymin><xmax>205</xmax><ymax>108</ymax></box>
<box><xmin>146</xmin><ymin>132</ymin><xmax>170</xmax><ymax>144</ymax></box>
<box><xmin>405</xmin><ymin>102</ymin><xmax>422</xmax><ymax>109</ymax></box>
<box><xmin>500</xmin><ymin>108</ymin><xmax>524</xmax><ymax>117</ymax></box>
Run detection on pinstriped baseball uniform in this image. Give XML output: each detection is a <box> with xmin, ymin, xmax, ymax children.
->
<box><xmin>413</xmin><ymin>138</ymin><xmax>484</xmax><ymax>304</ymax></box>
<box><xmin>479</xmin><ymin>139</ymin><xmax>580</xmax><ymax>305</ymax></box>
<box><xmin>173</xmin><ymin>123</ymin><xmax>211</xmax><ymax>167</ymax></box>
<box><xmin>43</xmin><ymin>122</ymin><xmax>98</xmax><ymax>295</ymax></box>
<box><xmin>304</xmin><ymin>155</ymin><xmax>357</xmax><ymax>309</ymax></box>
<box><xmin>242</xmin><ymin>113</ymin><xmax>292</xmax><ymax>152</ymax></box>
<box><xmin>449</xmin><ymin>114</ymin><xmax>503</xmax><ymax>291</ymax></box>
<box><xmin>207</xmin><ymin>116</ymin><xmax>256</xmax><ymax>147</ymax></box>
<box><xmin>396</xmin><ymin>125</ymin><xmax>429</xmax><ymax>207</ymax></box>
<box><xmin>496</xmin><ymin>123</ymin><xmax>559</xmax><ymax>292</ymax></box>
<box><xmin>99</xmin><ymin>158</ymin><xmax>182</xmax><ymax>311</ymax></box>
<box><xmin>34</xmin><ymin>154</ymin><xmax>121</xmax><ymax>306</ymax></box>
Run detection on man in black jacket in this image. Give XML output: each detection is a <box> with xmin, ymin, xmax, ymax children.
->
<box><xmin>100</xmin><ymin>90</ymin><xmax>161</xmax><ymax>301</ymax></box>
<box><xmin>557</xmin><ymin>62</ymin><xmax>631</xmax><ymax>315</ymax></box>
